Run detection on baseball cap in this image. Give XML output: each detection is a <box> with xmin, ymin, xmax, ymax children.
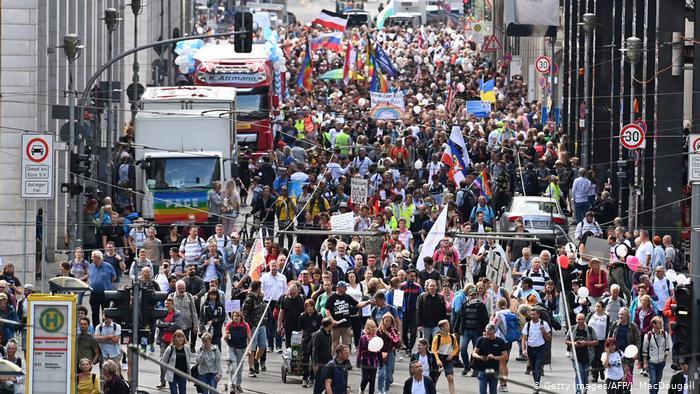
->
<box><xmin>467</xmin><ymin>287</ymin><xmax>477</xmax><ymax>295</ymax></box>
<box><xmin>336</xmin><ymin>281</ymin><xmax>349</xmax><ymax>288</ymax></box>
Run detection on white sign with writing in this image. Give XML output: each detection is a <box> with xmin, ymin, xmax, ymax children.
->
<box><xmin>351</xmin><ymin>178</ymin><xmax>369</xmax><ymax>204</ymax></box>
<box><xmin>330</xmin><ymin>212</ymin><xmax>354</xmax><ymax>231</ymax></box>
<box><xmin>689</xmin><ymin>134</ymin><xmax>700</xmax><ymax>182</ymax></box>
<box><xmin>26</xmin><ymin>294</ymin><xmax>76</xmax><ymax>394</ymax></box>
<box><xmin>21</xmin><ymin>134</ymin><xmax>54</xmax><ymax>199</ymax></box>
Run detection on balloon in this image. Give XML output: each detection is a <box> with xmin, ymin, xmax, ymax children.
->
<box><xmin>174</xmin><ymin>56</ymin><xmax>185</xmax><ymax>65</ymax></box>
<box><xmin>577</xmin><ymin>287</ymin><xmax>589</xmax><ymax>298</ymax></box>
<box><xmin>414</xmin><ymin>160</ymin><xmax>423</xmax><ymax>170</ymax></box>
<box><xmin>416</xmin><ymin>93</ymin><xmax>424</xmax><ymax>101</ymax></box>
<box><xmin>457</xmin><ymin>82</ymin><xmax>465</xmax><ymax>92</ymax></box>
<box><xmin>437</xmin><ymin>104</ymin><xmax>445</xmax><ymax>112</ymax></box>
<box><xmin>358</xmin><ymin>98</ymin><xmax>366</xmax><ymax>107</ymax></box>
<box><xmin>179</xmin><ymin>64</ymin><xmax>190</xmax><ymax>74</ymax></box>
<box><xmin>558</xmin><ymin>255</ymin><xmax>569</xmax><ymax>269</ymax></box>
<box><xmin>676</xmin><ymin>274</ymin><xmax>687</xmax><ymax>285</ymax></box>
<box><xmin>614</xmin><ymin>244</ymin><xmax>629</xmax><ymax>259</ymax></box>
<box><xmin>626</xmin><ymin>256</ymin><xmax>641</xmax><ymax>271</ymax></box>
<box><xmin>624</xmin><ymin>345</ymin><xmax>638</xmax><ymax>359</ymax></box>
<box><xmin>413</xmin><ymin>106</ymin><xmax>422</xmax><ymax>114</ymax></box>
<box><xmin>666</xmin><ymin>269</ymin><xmax>677</xmax><ymax>282</ymax></box>
<box><xmin>368</xmin><ymin>336</ymin><xmax>384</xmax><ymax>352</ymax></box>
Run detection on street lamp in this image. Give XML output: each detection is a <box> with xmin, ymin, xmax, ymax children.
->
<box><xmin>129</xmin><ymin>1</ymin><xmax>146</xmax><ymax>120</ymax></box>
<box><xmin>102</xmin><ymin>8</ymin><xmax>122</xmax><ymax>199</ymax></box>
<box><xmin>624</xmin><ymin>36</ymin><xmax>642</xmax><ymax>231</ymax></box>
<box><xmin>61</xmin><ymin>34</ymin><xmax>84</xmax><ymax>249</ymax></box>
<box><xmin>579</xmin><ymin>13</ymin><xmax>595</xmax><ymax>168</ymax></box>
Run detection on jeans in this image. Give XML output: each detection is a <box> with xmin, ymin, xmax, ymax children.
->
<box><xmin>478</xmin><ymin>371</ymin><xmax>498</xmax><ymax>394</ymax></box>
<box><xmin>377</xmin><ymin>350</ymin><xmax>395</xmax><ymax>393</ymax></box>
<box><xmin>528</xmin><ymin>344</ymin><xmax>545</xmax><ymax>386</ymax></box>
<box><xmin>199</xmin><ymin>372</ymin><xmax>217</xmax><ymax>394</ymax></box>
<box><xmin>229</xmin><ymin>347</ymin><xmax>246</xmax><ymax>386</ymax></box>
<box><xmin>421</xmin><ymin>326</ymin><xmax>440</xmax><ymax>347</ymax></box>
<box><xmin>168</xmin><ymin>375</ymin><xmax>187</xmax><ymax>394</ymax></box>
<box><xmin>265</xmin><ymin>301</ymin><xmax>282</xmax><ymax>349</ymax></box>
<box><xmin>571</xmin><ymin>360</ymin><xmax>589</xmax><ymax>394</ymax></box>
<box><xmin>159</xmin><ymin>343</ymin><xmax>169</xmax><ymax>384</ymax></box>
<box><xmin>574</xmin><ymin>202</ymin><xmax>589</xmax><ymax>223</ymax></box>
<box><xmin>402</xmin><ymin>312</ymin><xmax>418</xmax><ymax>351</ymax></box>
<box><xmin>648</xmin><ymin>362</ymin><xmax>665</xmax><ymax>394</ymax></box>
<box><xmin>460</xmin><ymin>330</ymin><xmax>480</xmax><ymax>371</ymax></box>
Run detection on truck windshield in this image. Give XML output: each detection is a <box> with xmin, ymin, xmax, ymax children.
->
<box><xmin>237</xmin><ymin>90</ymin><xmax>270</xmax><ymax>119</ymax></box>
<box><xmin>146</xmin><ymin>157</ymin><xmax>220</xmax><ymax>189</ymax></box>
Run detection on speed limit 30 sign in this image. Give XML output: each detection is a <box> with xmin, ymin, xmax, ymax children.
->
<box><xmin>620</xmin><ymin>123</ymin><xmax>646</xmax><ymax>149</ymax></box>
<box><xmin>535</xmin><ymin>56</ymin><xmax>551</xmax><ymax>74</ymax></box>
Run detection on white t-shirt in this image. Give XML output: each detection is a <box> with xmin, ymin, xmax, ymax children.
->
<box><xmin>522</xmin><ymin>319</ymin><xmax>551</xmax><ymax>347</ymax></box>
<box><xmin>203</xmin><ymin>257</ymin><xmax>218</xmax><ymax>282</ymax></box>
<box><xmin>635</xmin><ymin>241</ymin><xmax>653</xmax><ymax>266</ymax></box>
<box><xmin>603</xmin><ymin>350</ymin><xmax>624</xmax><ymax>381</ymax></box>
<box><xmin>652</xmin><ymin>277</ymin><xmax>674</xmax><ymax>309</ymax></box>
<box><xmin>418</xmin><ymin>354</ymin><xmax>430</xmax><ymax>377</ymax></box>
<box><xmin>412</xmin><ymin>378</ymin><xmax>427</xmax><ymax>394</ymax></box>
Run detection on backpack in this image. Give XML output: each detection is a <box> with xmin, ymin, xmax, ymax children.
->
<box><xmin>501</xmin><ymin>312</ymin><xmax>522</xmax><ymax>343</ymax></box>
<box><xmin>671</xmin><ymin>247</ymin><xmax>685</xmax><ymax>271</ymax></box>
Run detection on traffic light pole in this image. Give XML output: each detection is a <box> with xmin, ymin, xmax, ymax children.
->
<box><xmin>690</xmin><ymin>182</ymin><xmax>700</xmax><ymax>388</ymax></box>
<box><xmin>130</xmin><ymin>281</ymin><xmax>140</xmax><ymax>394</ymax></box>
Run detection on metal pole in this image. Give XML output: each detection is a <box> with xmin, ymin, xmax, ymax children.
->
<box><xmin>628</xmin><ymin>62</ymin><xmax>636</xmax><ymax>231</ymax></box>
<box><xmin>130</xmin><ymin>281</ymin><xmax>140</xmax><ymax>394</ymax></box>
<box><xmin>158</xmin><ymin>0</ymin><xmax>164</xmax><ymax>86</ymax></box>
<box><xmin>132</xmin><ymin>345</ymin><xmax>224</xmax><ymax>393</ymax></box>
<box><xmin>131</xmin><ymin>15</ymin><xmax>140</xmax><ymax>120</ymax></box>
<box><xmin>168</xmin><ymin>0</ymin><xmax>173</xmax><ymax>86</ymax></box>
<box><xmin>68</xmin><ymin>63</ymin><xmax>78</xmax><ymax>250</ymax></box>
<box><xmin>583</xmin><ymin>29</ymin><xmax>591</xmax><ymax>167</ymax></box>
<box><xmin>233</xmin><ymin>108</ymin><xmax>238</xmax><ymax>178</ymax></box>
<box><xmin>107</xmin><ymin>30</ymin><xmax>114</xmax><ymax>198</ymax></box>
<box><xmin>690</xmin><ymin>182</ymin><xmax>700</xmax><ymax>390</ymax></box>
<box><xmin>550</xmin><ymin>38</ymin><xmax>556</xmax><ymax>119</ymax></box>
<box><xmin>41</xmin><ymin>202</ymin><xmax>47</xmax><ymax>293</ymax></box>
<box><xmin>22</xmin><ymin>200</ymin><xmax>27</xmax><ymax>287</ymax></box>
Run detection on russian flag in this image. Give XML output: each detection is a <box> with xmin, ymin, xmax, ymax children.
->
<box><xmin>312</xmin><ymin>9</ymin><xmax>348</xmax><ymax>31</ymax></box>
<box><xmin>311</xmin><ymin>32</ymin><xmax>343</xmax><ymax>53</ymax></box>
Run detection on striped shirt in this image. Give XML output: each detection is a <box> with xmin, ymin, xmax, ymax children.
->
<box><xmin>179</xmin><ymin>236</ymin><xmax>205</xmax><ymax>263</ymax></box>
<box><xmin>523</xmin><ymin>268</ymin><xmax>549</xmax><ymax>293</ymax></box>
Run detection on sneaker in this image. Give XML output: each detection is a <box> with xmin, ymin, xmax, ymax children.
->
<box><xmin>516</xmin><ymin>356</ymin><xmax>528</xmax><ymax>361</ymax></box>
<box><xmin>405</xmin><ymin>350</ymin><xmax>412</xmax><ymax>357</ymax></box>
<box><xmin>156</xmin><ymin>382</ymin><xmax>167</xmax><ymax>389</ymax></box>
<box><xmin>301</xmin><ymin>380</ymin><xmax>309</xmax><ymax>388</ymax></box>
<box><xmin>471</xmin><ymin>370</ymin><xmax>478</xmax><ymax>377</ymax></box>
<box><xmin>499</xmin><ymin>386</ymin><xmax>509</xmax><ymax>392</ymax></box>
<box><xmin>461</xmin><ymin>369</ymin><xmax>470</xmax><ymax>376</ymax></box>
<box><xmin>236</xmin><ymin>385</ymin><xmax>243</xmax><ymax>393</ymax></box>
<box><xmin>566</xmin><ymin>351</ymin><xmax>571</xmax><ymax>358</ymax></box>
<box><xmin>149</xmin><ymin>344</ymin><xmax>155</xmax><ymax>353</ymax></box>
<box><xmin>276</xmin><ymin>348</ymin><xmax>283</xmax><ymax>354</ymax></box>
<box><xmin>525</xmin><ymin>367</ymin><xmax>531</xmax><ymax>375</ymax></box>
<box><xmin>121</xmin><ymin>362</ymin><xmax>128</xmax><ymax>371</ymax></box>
<box><xmin>248</xmin><ymin>369</ymin><xmax>257</xmax><ymax>378</ymax></box>
<box><xmin>261</xmin><ymin>362</ymin><xmax>267</xmax><ymax>372</ymax></box>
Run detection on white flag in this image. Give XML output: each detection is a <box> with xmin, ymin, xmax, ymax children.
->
<box><xmin>416</xmin><ymin>205</ymin><xmax>448</xmax><ymax>271</ymax></box>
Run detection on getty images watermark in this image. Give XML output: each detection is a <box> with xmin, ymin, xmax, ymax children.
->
<box><xmin>535</xmin><ymin>381</ymin><xmax>695</xmax><ymax>392</ymax></box>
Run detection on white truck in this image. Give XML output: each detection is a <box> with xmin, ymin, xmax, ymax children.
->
<box><xmin>134</xmin><ymin>86</ymin><xmax>236</xmax><ymax>224</ymax></box>
<box><xmin>386</xmin><ymin>0</ymin><xmax>427</xmax><ymax>27</ymax></box>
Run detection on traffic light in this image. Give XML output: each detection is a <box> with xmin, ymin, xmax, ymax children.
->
<box><xmin>234</xmin><ymin>12</ymin><xmax>253</xmax><ymax>53</ymax></box>
<box><xmin>104</xmin><ymin>288</ymin><xmax>132</xmax><ymax>326</ymax></box>
<box><xmin>70</xmin><ymin>152</ymin><xmax>90</xmax><ymax>176</ymax></box>
<box><xmin>140</xmin><ymin>289</ymin><xmax>168</xmax><ymax>325</ymax></box>
<box><xmin>671</xmin><ymin>285</ymin><xmax>693</xmax><ymax>358</ymax></box>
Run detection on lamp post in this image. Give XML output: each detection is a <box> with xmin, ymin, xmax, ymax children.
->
<box><xmin>61</xmin><ymin>34</ymin><xmax>84</xmax><ymax>249</ymax></box>
<box><xmin>624</xmin><ymin>36</ymin><xmax>642</xmax><ymax>231</ymax></box>
<box><xmin>130</xmin><ymin>0</ymin><xmax>144</xmax><ymax>120</ymax></box>
<box><xmin>103</xmin><ymin>8</ymin><xmax>121</xmax><ymax>199</ymax></box>
<box><xmin>580</xmin><ymin>13</ymin><xmax>596</xmax><ymax>168</ymax></box>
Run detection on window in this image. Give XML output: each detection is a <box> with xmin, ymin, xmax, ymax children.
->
<box><xmin>146</xmin><ymin>157</ymin><xmax>220</xmax><ymax>189</ymax></box>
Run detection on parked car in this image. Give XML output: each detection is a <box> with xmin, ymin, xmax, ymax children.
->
<box><xmin>499</xmin><ymin>196</ymin><xmax>569</xmax><ymax>242</ymax></box>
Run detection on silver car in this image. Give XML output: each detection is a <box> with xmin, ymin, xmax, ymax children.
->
<box><xmin>499</xmin><ymin>196</ymin><xmax>569</xmax><ymax>242</ymax></box>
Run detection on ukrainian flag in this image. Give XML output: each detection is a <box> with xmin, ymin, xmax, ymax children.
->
<box><xmin>480</xmin><ymin>77</ymin><xmax>496</xmax><ymax>103</ymax></box>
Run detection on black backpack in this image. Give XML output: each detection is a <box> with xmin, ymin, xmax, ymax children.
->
<box><xmin>671</xmin><ymin>247</ymin><xmax>686</xmax><ymax>271</ymax></box>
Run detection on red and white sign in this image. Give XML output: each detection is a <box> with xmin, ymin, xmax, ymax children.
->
<box><xmin>21</xmin><ymin>134</ymin><xmax>54</xmax><ymax>199</ymax></box>
<box><xmin>688</xmin><ymin>134</ymin><xmax>700</xmax><ymax>182</ymax></box>
<box><xmin>481</xmin><ymin>34</ymin><xmax>502</xmax><ymax>52</ymax></box>
<box><xmin>535</xmin><ymin>56</ymin><xmax>551</xmax><ymax>74</ymax></box>
<box><xmin>620</xmin><ymin>123</ymin><xmax>646</xmax><ymax>150</ymax></box>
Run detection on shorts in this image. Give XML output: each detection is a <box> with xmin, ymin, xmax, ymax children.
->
<box><xmin>438</xmin><ymin>354</ymin><xmax>454</xmax><ymax>376</ymax></box>
<box><xmin>253</xmin><ymin>326</ymin><xmax>268</xmax><ymax>350</ymax></box>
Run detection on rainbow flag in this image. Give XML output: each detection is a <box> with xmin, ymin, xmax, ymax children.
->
<box><xmin>475</xmin><ymin>169</ymin><xmax>493</xmax><ymax>201</ymax></box>
<box><xmin>153</xmin><ymin>190</ymin><xmax>208</xmax><ymax>223</ymax></box>
<box><xmin>368</xmin><ymin>44</ymin><xmax>387</xmax><ymax>92</ymax></box>
<box><xmin>297</xmin><ymin>40</ymin><xmax>313</xmax><ymax>91</ymax></box>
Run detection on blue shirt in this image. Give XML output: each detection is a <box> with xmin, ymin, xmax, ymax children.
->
<box><xmin>289</xmin><ymin>252</ymin><xmax>310</xmax><ymax>272</ymax></box>
<box><xmin>88</xmin><ymin>262</ymin><xmax>116</xmax><ymax>292</ymax></box>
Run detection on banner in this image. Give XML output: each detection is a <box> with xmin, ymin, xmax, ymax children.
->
<box><xmin>351</xmin><ymin>178</ymin><xmax>369</xmax><ymax>205</ymax></box>
<box><xmin>369</xmin><ymin>91</ymin><xmax>405</xmax><ymax>120</ymax></box>
<box><xmin>153</xmin><ymin>190</ymin><xmax>209</xmax><ymax>223</ymax></box>
<box><xmin>416</xmin><ymin>205</ymin><xmax>448</xmax><ymax>271</ymax></box>
<box><xmin>330</xmin><ymin>212</ymin><xmax>354</xmax><ymax>231</ymax></box>
<box><xmin>249</xmin><ymin>231</ymin><xmax>266</xmax><ymax>281</ymax></box>
<box><xmin>465</xmin><ymin>101</ymin><xmax>492</xmax><ymax>118</ymax></box>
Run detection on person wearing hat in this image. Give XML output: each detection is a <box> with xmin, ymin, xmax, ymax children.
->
<box><xmin>324</xmin><ymin>281</ymin><xmax>373</xmax><ymax>350</ymax></box>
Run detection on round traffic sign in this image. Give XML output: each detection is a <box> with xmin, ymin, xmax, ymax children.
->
<box><xmin>535</xmin><ymin>56</ymin><xmax>551</xmax><ymax>74</ymax></box>
<box><xmin>551</xmin><ymin>63</ymin><xmax>559</xmax><ymax>76</ymax></box>
<box><xmin>692</xmin><ymin>136</ymin><xmax>700</xmax><ymax>152</ymax></box>
<box><xmin>25</xmin><ymin>137</ymin><xmax>49</xmax><ymax>163</ymax></box>
<box><xmin>620</xmin><ymin>124</ymin><xmax>645</xmax><ymax>149</ymax></box>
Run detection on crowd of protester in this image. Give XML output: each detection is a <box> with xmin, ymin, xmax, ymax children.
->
<box><xmin>22</xmin><ymin>9</ymin><xmax>690</xmax><ymax>394</ymax></box>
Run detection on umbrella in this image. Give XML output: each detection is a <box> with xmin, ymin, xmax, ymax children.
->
<box><xmin>319</xmin><ymin>68</ymin><xmax>365</xmax><ymax>81</ymax></box>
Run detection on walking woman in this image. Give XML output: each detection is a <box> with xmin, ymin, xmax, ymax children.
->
<box><xmin>377</xmin><ymin>312</ymin><xmax>401</xmax><ymax>394</ymax></box>
<box><xmin>299</xmin><ymin>299</ymin><xmax>322</xmax><ymax>388</ymax></box>
<box><xmin>199</xmin><ymin>288</ymin><xmax>226</xmax><ymax>348</ymax></box>
<box><xmin>224</xmin><ymin>311</ymin><xmax>250</xmax><ymax>394</ymax></box>
<box><xmin>345</xmin><ymin>271</ymin><xmax>365</xmax><ymax>348</ymax></box>
<box><xmin>587</xmin><ymin>301</ymin><xmax>611</xmax><ymax>382</ymax></box>
<box><xmin>410</xmin><ymin>338</ymin><xmax>441</xmax><ymax>384</ymax></box>
<box><xmin>161</xmin><ymin>329</ymin><xmax>191</xmax><ymax>394</ymax></box>
<box><xmin>602</xmin><ymin>338</ymin><xmax>625</xmax><ymax>394</ymax></box>
<box><xmin>196</xmin><ymin>332</ymin><xmax>223</xmax><ymax>394</ymax></box>
<box><xmin>356</xmin><ymin>319</ymin><xmax>381</xmax><ymax>394</ymax></box>
<box><xmin>431</xmin><ymin>319</ymin><xmax>459</xmax><ymax>394</ymax></box>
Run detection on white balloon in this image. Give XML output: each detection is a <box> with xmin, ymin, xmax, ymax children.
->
<box><xmin>666</xmin><ymin>270</ymin><xmax>677</xmax><ymax>282</ymax></box>
<box><xmin>416</xmin><ymin>93</ymin><xmax>424</xmax><ymax>101</ymax></box>
<box><xmin>421</xmin><ymin>99</ymin><xmax>429</xmax><ymax>106</ymax></box>
<box><xmin>358</xmin><ymin>98</ymin><xmax>366</xmax><ymax>107</ymax></box>
<box><xmin>437</xmin><ymin>104</ymin><xmax>445</xmax><ymax>111</ymax></box>
<box><xmin>457</xmin><ymin>83</ymin><xmax>465</xmax><ymax>92</ymax></box>
<box><xmin>467</xmin><ymin>63</ymin><xmax>475</xmax><ymax>73</ymax></box>
<box><xmin>428</xmin><ymin>64</ymin><xmax>435</xmax><ymax>73</ymax></box>
<box><xmin>174</xmin><ymin>56</ymin><xmax>185</xmax><ymax>65</ymax></box>
<box><xmin>414</xmin><ymin>160</ymin><xmax>423</xmax><ymax>169</ymax></box>
<box><xmin>413</xmin><ymin>106</ymin><xmax>422</xmax><ymax>114</ymax></box>
<box><xmin>577</xmin><ymin>287</ymin><xmax>590</xmax><ymax>298</ymax></box>
<box><xmin>676</xmin><ymin>274</ymin><xmax>688</xmax><ymax>285</ymax></box>
<box><xmin>624</xmin><ymin>345</ymin><xmax>638</xmax><ymax>359</ymax></box>
<box><xmin>179</xmin><ymin>64</ymin><xmax>190</xmax><ymax>74</ymax></box>
<box><xmin>615</xmin><ymin>244</ymin><xmax>628</xmax><ymax>258</ymax></box>
<box><xmin>368</xmin><ymin>336</ymin><xmax>384</xmax><ymax>352</ymax></box>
